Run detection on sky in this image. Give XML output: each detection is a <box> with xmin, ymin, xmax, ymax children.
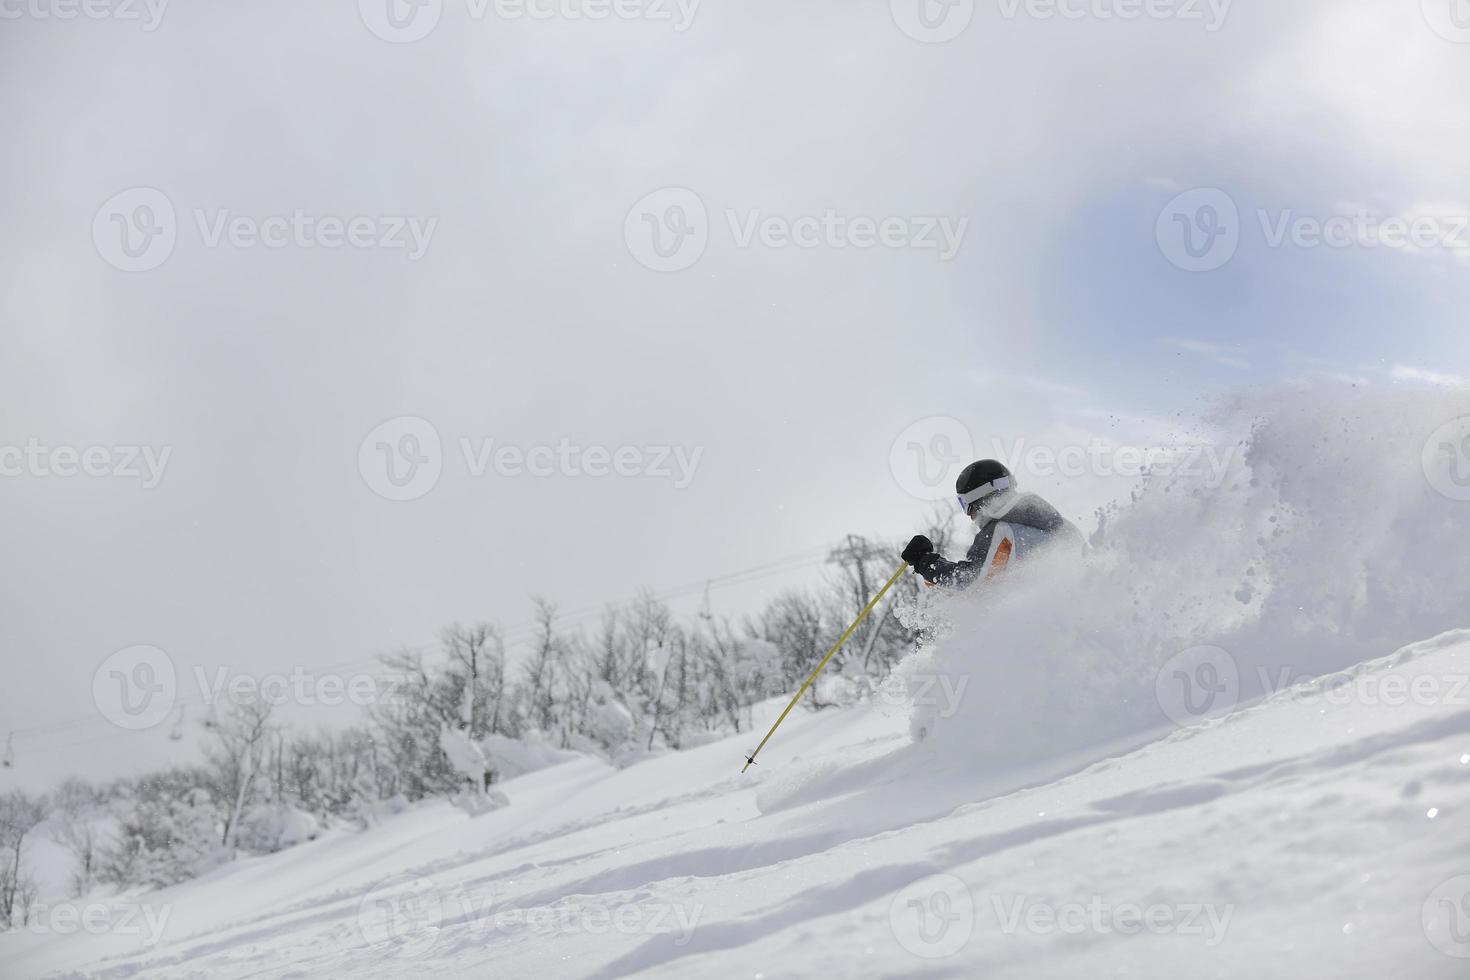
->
<box><xmin>1</xmin><ymin>0</ymin><xmax>1467</xmax><ymax>785</ymax></box>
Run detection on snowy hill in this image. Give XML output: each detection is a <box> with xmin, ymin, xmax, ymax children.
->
<box><xmin>4</xmin><ymin>627</ymin><xmax>1470</xmax><ymax>979</ymax></box>
<box><xmin>6</xmin><ymin>385</ymin><xmax>1469</xmax><ymax>980</ymax></box>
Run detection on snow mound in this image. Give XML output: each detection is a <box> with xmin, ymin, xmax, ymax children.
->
<box><xmin>753</xmin><ymin>757</ymin><xmax>845</xmax><ymax>814</ymax></box>
<box><xmin>907</xmin><ymin>384</ymin><xmax>1470</xmax><ymax>769</ymax></box>
<box><xmin>481</xmin><ymin>732</ymin><xmax>581</xmax><ymax>780</ymax></box>
<box><xmin>239</xmin><ymin>805</ymin><xmax>320</xmax><ymax>853</ymax></box>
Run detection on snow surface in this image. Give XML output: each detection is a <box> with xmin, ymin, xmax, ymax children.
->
<box><xmin>4</xmin><ymin>629</ymin><xmax>1470</xmax><ymax>979</ymax></box>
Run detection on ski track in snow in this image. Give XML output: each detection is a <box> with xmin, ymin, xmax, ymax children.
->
<box><xmin>6</xmin><ymin>631</ymin><xmax>1470</xmax><ymax>980</ymax></box>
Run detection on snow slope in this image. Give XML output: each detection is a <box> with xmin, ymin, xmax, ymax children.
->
<box><xmin>7</xmin><ymin>385</ymin><xmax>1467</xmax><ymax>979</ymax></box>
<box><xmin>4</xmin><ymin>628</ymin><xmax>1470</xmax><ymax>979</ymax></box>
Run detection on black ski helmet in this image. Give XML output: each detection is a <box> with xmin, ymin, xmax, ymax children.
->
<box><xmin>955</xmin><ymin>459</ymin><xmax>1015</xmax><ymax>515</ymax></box>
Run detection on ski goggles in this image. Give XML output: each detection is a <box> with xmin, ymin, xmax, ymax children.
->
<box><xmin>957</xmin><ymin>476</ymin><xmax>1011</xmax><ymax>511</ymax></box>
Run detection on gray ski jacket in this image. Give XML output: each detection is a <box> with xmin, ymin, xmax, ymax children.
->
<box><xmin>913</xmin><ymin>491</ymin><xmax>1083</xmax><ymax>588</ymax></box>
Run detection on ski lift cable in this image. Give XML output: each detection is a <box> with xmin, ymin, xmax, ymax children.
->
<box><xmin>12</xmin><ymin>549</ymin><xmax>831</xmax><ymax>749</ymax></box>
<box><xmin>5</xmin><ymin>543</ymin><xmax>841</xmax><ymax>752</ymax></box>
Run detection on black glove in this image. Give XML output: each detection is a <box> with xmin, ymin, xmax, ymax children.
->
<box><xmin>901</xmin><ymin>534</ymin><xmax>934</xmax><ymax>565</ymax></box>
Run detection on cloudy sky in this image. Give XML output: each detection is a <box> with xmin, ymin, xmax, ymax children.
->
<box><xmin>1</xmin><ymin>0</ymin><xmax>1466</xmax><ymax>783</ymax></box>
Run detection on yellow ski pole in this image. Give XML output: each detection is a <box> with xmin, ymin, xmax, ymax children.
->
<box><xmin>741</xmin><ymin>562</ymin><xmax>909</xmax><ymax>773</ymax></box>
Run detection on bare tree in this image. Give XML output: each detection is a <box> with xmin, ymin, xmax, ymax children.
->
<box><xmin>646</xmin><ymin>625</ymin><xmax>690</xmax><ymax>749</ymax></box>
<box><xmin>0</xmin><ymin>790</ymin><xmax>45</xmax><ymax>927</ymax></box>
<box><xmin>442</xmin><ymin>622</ymin><xmax>507</xmax><ymax>736</ymax></box>
<box><xmin>519</xmin><ymin>598</ymin><xmax>566</xmax><ymax>736</ymax></box>
<box><xmin>626</xmin><ymin>591</ymin><xmax>674</xmax><ymax>704</ymax></box>
<box><xmin>52</xmin><ymin>777</ymin><xmax>105</xmax><ymax>897</ymax></box>
<box><xmin>205</xmin><ymin>698</ymin><xmax>275</xmax><ymax>852</ymax></box>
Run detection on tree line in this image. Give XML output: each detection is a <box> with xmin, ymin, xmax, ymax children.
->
<box><xmin>0</xmin><ymin>524</ymin><xmax>954</xmax><ymax>917</ymax></box>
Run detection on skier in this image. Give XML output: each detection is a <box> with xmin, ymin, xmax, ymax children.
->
<box><xmin>901</xmin><ymin>459</ymin><xmax>1082</xmax><ymax>588</ymax></box>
